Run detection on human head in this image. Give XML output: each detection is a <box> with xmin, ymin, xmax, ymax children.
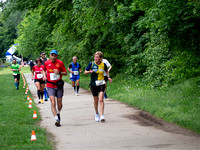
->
<box><xmin>50</xmin><ymin>50</ymin><xmax>58</xmax><ymax>62</ymax></box>
<box><xmin>12</xmin><ymin>59</ymin><xmax>16</xmax><ymax>64</ymax></box>
<box><xmin>40</xmin><ymin>51</ymin><xmax>46</xmax><ymax>59</ymax></box>
<box><xmin>36</xmin><ymin>58</ymin><xmax>42</xmax><ymax>66</ymax></box>
<box><xmin>73</xmin><ymin>56</ymin><xmax>77</xmax><ymax>64</ymax></box>
<box><xmin>94</xmin><ymin>51</ymin><xmax>103</xmax><ymax>64</ymax></box>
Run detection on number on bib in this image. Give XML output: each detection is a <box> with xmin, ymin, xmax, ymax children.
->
<box><xmin>37</xmin><ymin>74</ymin><xmax>43</xmax><ymax>79</ymax></box>
<box><xmin>73</xmin><ymin>71</ymin><xmax>79</xmax><ymax>75</ymax></box>
<box><xmin>95</xmin><ymin>80</ymin><xmax>105</xmax><ymax>86</ymax></box>
<box><xmin>13</xmin><ymin>73</ymin><xmax>17</xmax><ymax>76</ymax></box>
<box><xmin>50</xmin><ymin>73</ymin><xmax>60</xmax><ymax>81</ymax></box>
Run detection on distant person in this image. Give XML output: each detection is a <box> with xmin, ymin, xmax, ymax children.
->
<box><xmin>67</xmin><ymin>56</ymin><xmax>82</xmax><ymax>96</ymax></box>
<box><xmin>40</xmin><ymin>51</ymin><xmax>49</xmax><ymax>65</ymax></box>
<box><xmin>84</xmin><ymin>51</ymin><xmax>112</xmax><ymax>122</ymax></box>
<box><xmin>29</xmin><ymin>60</ymin><xmax>34</xmax><ymax>71</ymax></box>
<box><xmin>102</xmin><ymin>55</ymin><xmax>112</xmax><ymax>98</ymax></box>
<box><xmin>44</xmin><ymin>50</ymin><xmax>67</xmax><ymax>127</ymax></box>
<box><xmin>40</xmin><ymin>51</ymin><xmax>49</xmax><ymax>101</ymax></box>
<box><xmin>31</xmin><ymin>58</ymin><xmax>46</xmax><ymax>104</ymax></box>
<box><xmin>11</xmin><ymin>59</ymin><xmax>21</xmax><ymax>90</ymax></box>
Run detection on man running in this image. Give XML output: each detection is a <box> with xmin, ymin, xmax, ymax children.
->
<box><xmin>41</xmin><ymin>51</ymin><xmax>49</xmax><ymax>101</ymax></box>
<box><xmin>31</xmin><ymin>58</ymin><xmax>46</xmax><ymax>104</ymax></box>
<box><xmin>102</xmin><ymin>55</ymin><xmax>112</xmax><ymax>98</ymax></box>
<box><xmin>44</xmin><ymin>50</ymin><xmax>67</xmax><ymax>127</ymax></box>
<box><xmin>11</xmin><ymin>59</ymin><xmax>21</xmax><ymax>90</ymax></box>
<box><xmin>67</xmin><ymin>56</ymin><xmax>82</xmax><ymax>96</ymax></box>
<box><xmin>84</xmin><ymin>51</ymin><xmax>112</xmax><ymax>122</ymax></box>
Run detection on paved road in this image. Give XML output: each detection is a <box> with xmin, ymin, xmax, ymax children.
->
<box><xmin>25</xmin><ymin>73</ymin><xmax>200</xmax><ymax>150</ymax></box>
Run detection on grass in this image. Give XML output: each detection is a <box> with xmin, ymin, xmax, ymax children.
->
<box><xmin>0</xmin><ymin>67</ymin><xmax>53</xmax><ymax>150</ymax></box>
<box><xmin>64</xmin><ymin>73</ymin><xmax>200</xmax><ymax>134</ymax></box>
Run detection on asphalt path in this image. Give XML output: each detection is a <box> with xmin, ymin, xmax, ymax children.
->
<box><xmin>25</xmin><ymin>73</ymin><xmax>200</xmax><ymax>150</ymax></box>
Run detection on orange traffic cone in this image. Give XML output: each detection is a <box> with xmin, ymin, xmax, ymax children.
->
<box><xmin>28</xmin><ymin>102</ymin><xmax>32</xmax><ymax>108</ymax></box>
<box><xmin>25</xmin><ymin>90</ymin><xmax>28</xmax><ymax>94</ymax></box>
<box><xmin>27</xmin><ymin>96</ymin><xmax>30</xmax><ymax>100</ymax></box>
<box><xmin>31</xmin><ymin>130</ymin><xmax>37</xmax><ymax>141</ymax></box>
<box><xmin>29</xmin><ymin>98</ymin><xmax>32</xmax><ymax>103</ymax></box>
<box><xmin>33</xmin><ymin>111</ymin><xmax>37</xmax><ymax>119</ymax></box>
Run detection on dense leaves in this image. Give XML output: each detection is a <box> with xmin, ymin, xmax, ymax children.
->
<box><xmin>2</xmin><ymin>0</ymin><xmax>200</xmax><ymax>87</ymax></box>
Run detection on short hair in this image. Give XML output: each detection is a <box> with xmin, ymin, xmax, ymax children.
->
<box><xmin>36</xmin><ymin>58</ymin><xmax>42</xmax><ymax>63</ymax></box>
<box><xmin>73</xmin><ymin>56</ymin><xmax>77</xmax><ymax>59</ymax></box>
<box><xmin>94</xmin><ymin>51</ymin><xmax>103</xmax><ymax>58</ymax></box>
<box><xmin>40</xmin><ymin>51</ymin><xmax>45</xmax><ymax>55</ymax></box>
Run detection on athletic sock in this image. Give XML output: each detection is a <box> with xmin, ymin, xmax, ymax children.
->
<box><xmin>55</xmin><ymin>116</ymin><xmax>59</xmax><ymax>121</ymax></box>
<box><xmin>15</xmin><ymin>82</ymin><xmax>18</xmax><ymax>88</ymax></box>
<box><xmin>17</xmin><ymin>82</ymin><xmax>19</xmax><ymax>86</ymax></box>
<box><xmin>37</xmin><ymin>90</ymin><xmax>41</xmax><ymax>99</ymax></box>
<box><xmin>77</xmin><ymin>86</ymin><xmax>79</xmax><ymax>93</ymax></box>
<box><xmin>74</xmin><ymin>85</ymin><xmax>76</xmax><ymax>91</ymax></box>
<box><xmin>40</xmin><ymin>91</ymin><xmax>44</xmax><ymax>100</ymax></box>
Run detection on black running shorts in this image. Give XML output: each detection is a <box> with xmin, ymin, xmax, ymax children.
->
<box><xmin>90</xmin><ymin>85</ymin><xmax>105</xmax><ymax>96</ymax></box>
<box><xmin>34</xmin><ymin>79</ymin><xmax>45</xmax><ymax>84</ymax></box>
<box><xmin>13</xmin><ymin>74</ymin><xmax>20</xmax><ymax>81</ymax></box>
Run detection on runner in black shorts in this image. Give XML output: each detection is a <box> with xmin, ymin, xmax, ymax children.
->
<box><xmin>84</xmin><ymin>51</ymin><xmax>112</xmax><ymax>122</ymax></box>
<box><xmin>11</xmin><ymin>59</ymin><xmax>21</xmax><ymax>90</ymax></box>
<box><xmin>32</xmin><ymin>58</ymin><xmax>46</xmax><ymax>104</ymax></box>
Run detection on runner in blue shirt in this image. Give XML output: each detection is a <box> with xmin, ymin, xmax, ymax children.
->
<box><xmin>67</xmin><ymin>56</ymin><xmax>82</xmax><ymax>96</ymax></box>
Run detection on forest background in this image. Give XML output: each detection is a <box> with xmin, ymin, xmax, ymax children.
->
<box><xmin>0</xmin><ymin>0</ymin><xmax>200</xmax><ymax>133</ymax></box>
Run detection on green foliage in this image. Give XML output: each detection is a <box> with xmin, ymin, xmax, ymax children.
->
<box><xmin>2</xmin><ymin>0</ymin><xmax>200</xmax><ymax>87</ymax></box>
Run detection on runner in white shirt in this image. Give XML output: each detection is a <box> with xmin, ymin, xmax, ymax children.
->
<box><xmin>102</xmin><ymin>57</ymin><xmax>112</xmax><ymax>98</ymax></box>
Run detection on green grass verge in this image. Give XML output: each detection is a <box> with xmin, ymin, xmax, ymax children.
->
<box><xmin>63</xmin><ymin>73</ymin><xmax>200</xmax><ymax>134</ymax></box>
<box><xmin>0</xmin><ymin>68</ymin><xmax>53</xmax><ymax>150</ymax></box>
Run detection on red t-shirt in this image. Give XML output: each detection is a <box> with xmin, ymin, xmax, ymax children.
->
<box><xmin>44</xmin><ymin>59</ymin><xmax>67</xmax><ymax>88</ymax></box>
<box><xmin>32</xmin><ymin>65</ymin><xmax>44</xmax><ymax>80</ymax></box>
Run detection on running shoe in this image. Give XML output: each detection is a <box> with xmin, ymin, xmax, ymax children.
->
<box><xmin>100</xmin><ymin>115</ymin><xmax>105</xmax><ymax>122</ymax></box>
<box><xmin>76</xmin><ymin>93</ymin><xmax>79</xmax><ymax>96</ymax></box>
<box><xmin>57</xmin><ymin>113</ymin><xmax>61</xmax><ymax>121</ymax></box>
<box><xmin>55</xmin><ymin>119</ymin><xmax>61</xmax><ymax>127</ymax></box>
<box><xmin>95</xmin><ymin>113</ymin><xmax>100</xmax><ymax>122</ymax></box>
<box><xmin>41</xmin><ymin>99</ymin><xmax>44</xmax><ymax>104</ymax></box>
<box><xmin>44</xmin><ymin>99</ymin><xmax>48</xmax><ymax>101</ymax></box>
<box><xmin>38</xmin><ymin>100</ymin><xmax>41</xmax><ymax>104</ymax></box>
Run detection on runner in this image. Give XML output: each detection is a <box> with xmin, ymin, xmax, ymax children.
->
<box><xmin>31</xmin><ymin>58</ymin><xmax>46</xmax><ymax>104</ymax></box>
<box><xmin>44</xmin><ymin>50</ymin><xmax>67</xmax><ymax>127</ymax></box>
<box><xmin>41</xmin><ymin>51</ymin><xmax>49</xmax><ymax>101</ymax></box>
<box><xmin>102</xmin><ymin>55</ymin><xmax>112</xmax><ymax>98</ymax></box>
<box><xmin>67</xmin><ymin>56</ymin><xmax>82</xmax><ymax>96</ymax></box>
<box><xmin>11</xmin><ymin>59</ymin><xmax>21</xmax><ymax>90</ymax></box>
<box><xmin>84</xmin><ymin>51</ymin><xmax>112</xmax><ymax>122</ymax></box>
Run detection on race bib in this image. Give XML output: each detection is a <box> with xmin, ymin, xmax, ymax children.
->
<box><xmin>74</xmin><ymin>71</ymin><xmax>79</xmax><ymax>75</ymax></box>
<box><xmin>95</xmin><ymin>80</ymin><xmax>105</xmax><ymax>86</ymax></box>
<box><xmin>37</xmin><ymin>74</ymin><xmax>43</xmax><ymax>79</ymax></box>
<box><xmin>50</xmin><ymin>73</ymin><xmax>60</xmax><ymax>81</ymax></box>
<box><xmin>13</xmin><ymin>73</ymin><xmax>17</xmax><ymax>76</ymax></box>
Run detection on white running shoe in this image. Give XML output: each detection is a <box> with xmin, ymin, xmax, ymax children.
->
<box><xmin>100</xmin><ymin>115</ymin><xmax>105</xmax><ymax>122</ymax></box>
<box><xmin>76</xmin><ymin>93</ymin><xmax>79</xmax><ymax>96</ymax></box>
<box><xmin>95</xmin><ymin>113</ymin><xmax>100</xmax><ymax>122</ymax></box>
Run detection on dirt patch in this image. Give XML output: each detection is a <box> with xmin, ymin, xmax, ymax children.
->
<box><xmin>123</xmin><ymin>110</ymin><xmax>199</xmax><ymax>137</ymax></box>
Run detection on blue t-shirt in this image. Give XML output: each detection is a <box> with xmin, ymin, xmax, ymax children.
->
<box><xmin>69</xmin><ymin>63</ymin><xmax>81</xmax><ymax>78</ymax></box>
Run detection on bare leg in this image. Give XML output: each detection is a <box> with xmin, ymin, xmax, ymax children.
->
<box><xmin>49</xmin><ymin>96</ymin><xmax>57</xmax><ymax>117</ymax></box>
<box><xmin>99</xmin><ymin>92</ymin><xmax>104</xmax><ymax>115</ymax></box>
<box><xmin>57</xmin><ymin>97</ymin><xmax>63</xmax><ymax>112</ymax></box>
<box><xmin>93</xmin><ymin>96</ymin><xmax>98</xmax><ymax>114</ymax></box>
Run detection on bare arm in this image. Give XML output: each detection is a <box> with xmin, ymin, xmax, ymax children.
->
<box><xmin>31</xmin><ymin>70</ymin><xmax>34</xmax><ymax>80</ymax></box>
<box><xmin>108</xmin><ymin>65</ymin><xmax>112</xmax><ymax>72</ymax></box>
<box><xmin>67</xmin><ymin>67</ymin><xmax>73</xmax><ymax>74</ymax></box>
<box><xmin>84</xmin><ymin>70</ymin><xmax>93</xmax><ymax>75</ymax></box>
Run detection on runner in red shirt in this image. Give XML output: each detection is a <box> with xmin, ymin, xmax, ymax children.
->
<box><xmin>31</xmin><ymin>58</ymin><xmax>46</xmax><ymax>104</ymax></box>
<box><xmin>44</xmin><ymin>50</ymin><xmax>67</xmax><ymax>127</ymax></box>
